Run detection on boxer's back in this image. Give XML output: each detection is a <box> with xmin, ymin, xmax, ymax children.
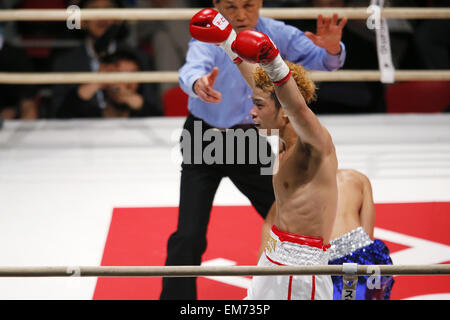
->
<box><xmin>331</xmin><ymin>169</ymin><xmax>367</xmax><ymax>240</ymax></box>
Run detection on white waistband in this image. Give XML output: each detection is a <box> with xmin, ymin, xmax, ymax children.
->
<box><xmin>265</xmin><ymin>229</ymin><xmax>329</xmax><ymax>266</ymax></box>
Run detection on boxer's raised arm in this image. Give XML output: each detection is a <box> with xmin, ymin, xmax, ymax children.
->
<box><xmin>232</xmin><ymin>30</ymin><xmax>333</xmax><ymax>153</ymax></box>
<box><xmin>273</xmin><ymin>76</ymin><xmax>332</xmax><ymax>153</ymax></box>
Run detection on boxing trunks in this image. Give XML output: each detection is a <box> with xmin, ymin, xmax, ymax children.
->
<box><xmin>328</xmin><ymin>226</ymin><xmax>395</xmax><ymax>300</ymax></box>
<box><xmin>246</xmin><ymin>225</ymin><xmax>333</xmax><ymax>300</ymax></box>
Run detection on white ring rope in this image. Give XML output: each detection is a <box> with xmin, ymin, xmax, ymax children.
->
<box><xmin>0</xmin><ymin>70</ymin><xmax>448</xmax><ymax>84</ymax></box>
<box><xmin>0</xmin><ymin>264</ymin><xmax>448</xmax><ymax>277</ymax></box>
<box><xmin>0</xmin><ymin>8</ymin><xmax>449</xmax><ymax>21</ymax></box>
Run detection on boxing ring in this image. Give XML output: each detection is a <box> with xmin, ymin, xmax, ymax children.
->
<box><xmin>0</xmin><ymin>6</ymin><xmax>449</xmax><ymax>300</ymax></box>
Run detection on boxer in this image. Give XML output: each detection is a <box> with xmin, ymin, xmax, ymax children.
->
<box><xmin>328</xmin><ymin>169</ymin><xmax>395</xmax><ymax>300</ymax></box>
<box><xmin>189</xmin><ymin>8</ymin><xmax>342</xmax><ymax>299</ymax></box>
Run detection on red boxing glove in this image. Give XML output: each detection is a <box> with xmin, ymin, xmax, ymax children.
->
<box><xmin>232</xmin><ymin>30</ymin><xmax>290</xmax><ymax>85</ymax></box>
<box><xmin>190</xmin><ymin>8</ymin><xmax>242</xmax><ymax>64</ymax></box>
<box><xmin>189</xmin><ymin>8</ymin><xmax>232</xmax><ymax>44</ymax></box>
<box><xmin>231</xmin><ymin>30</ymin><xmax>279</xmax><ymax>65</ymax></box>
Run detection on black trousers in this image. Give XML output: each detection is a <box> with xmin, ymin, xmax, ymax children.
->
<box><xmin>160</xmin><ymin>114</ymin><xmax>275</xmax><ymax>300</ymax></box>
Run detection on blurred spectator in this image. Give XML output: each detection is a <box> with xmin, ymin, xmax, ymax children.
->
<box><xmin>414</xmin><ymin>12</ymin><xmax>449</xmax><ymax>69</ymax></box>
<box><xmin>57</xmin><ymin>49</ymin><xmax>151</xmax><ymax>118</ymax></box>
<box><xmin>0</xmin><ymin>22</ymin><xmax>39</xmax><ymax>120</ymax></box>
<box><xmin>51</xmin><ymin>0</ymin><xmax>162</xmax><ymax>119</ymax></box>
<box><xmin>136</xmin><ymin>0</ymin><xmax>191</xmax><ymax>103</ymax></box>
<box><xmin>13</xmin><ymin>0</ymin><xmax>68</xmax><ymax>73</ymax></box>
<box><xmin>102</xmin><ymin>51</ymin><xmax>146</xmax><ymax>117</ymax></box>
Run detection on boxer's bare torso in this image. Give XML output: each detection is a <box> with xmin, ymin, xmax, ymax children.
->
<box><xmin>273</xmin><ymin>129</ymin><xmax>338</xmax><ymax>245</ymax></box>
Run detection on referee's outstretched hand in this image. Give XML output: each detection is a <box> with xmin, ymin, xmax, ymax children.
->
<box><xmin>193</xmin><ymin>67</ymin><xmax>222</xmax><ymax>104</ymax></box>
<box><xmin>305</xmin><ymin>13</ymin><xmax>347</xmax><ymax>56</ymax></box>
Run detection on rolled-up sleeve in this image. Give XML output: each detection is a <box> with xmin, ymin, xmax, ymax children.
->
<box><xmin>322</xmin><ymin>42</ymin><xmax>346</xmax><ymax>71</ymax></box>
<box><xmin>179</xmin><ymin>39</ymin><xmax>217</xmax><ymax>97</ymax></box>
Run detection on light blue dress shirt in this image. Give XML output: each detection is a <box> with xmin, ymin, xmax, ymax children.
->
<box><xmin>179</xmin><ymin>16</ymin><xmax>346</xmax><ymax>128</ymax></box>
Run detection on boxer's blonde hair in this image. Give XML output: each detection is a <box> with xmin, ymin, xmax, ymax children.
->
<box><xmin>253</xmin><ymin>61</ymin><xmax>317</xmax><ymax>107</ymax></box>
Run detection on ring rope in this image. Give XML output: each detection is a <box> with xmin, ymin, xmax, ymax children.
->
<box><xmin>0</xmin><ymin>8</ymin><xmax>449</xmax><ymax>21</ymax></box>
<box><xmin>0</xmin><ymin>264</ymin><xmax>449</xmax><ymax>277</ymax></box>
<box><xmin>0</xmin><ymin>70</ymin><xmax>449</xmax><ymax>84</ymax></box>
